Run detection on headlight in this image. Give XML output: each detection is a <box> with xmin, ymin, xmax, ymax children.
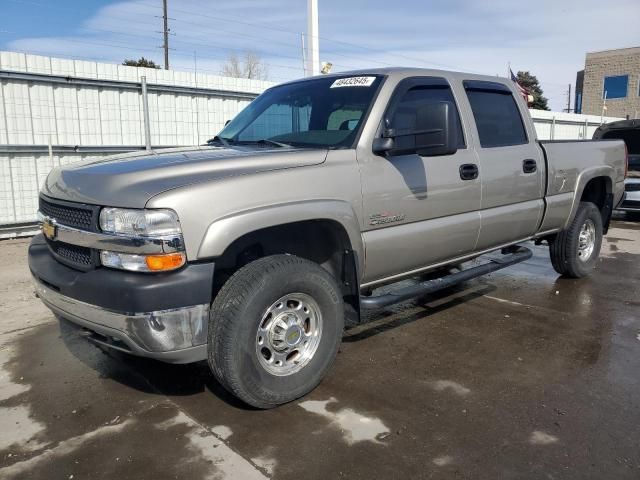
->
<box><xmin>100</xmin><ymin>251</ymin><xmax>186</xmax><ymax>272</ymax></box>
<box><xmin>99</xmin><ymin>208</ymin><xmax>181</xmax><ymax>236</ymax></box>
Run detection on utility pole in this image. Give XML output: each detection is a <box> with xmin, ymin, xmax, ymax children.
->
<box><xmin>306</xmin><ymin>0</ymin><xmax>319</xmax><ymax>76</ymax></box>
<box><xmin>162</xmin><ymin>0</ymin><xmax>170</xmax><ymax>70</ymax></box>
<box><xmin>566</xmin><ymin>83</ymin><xmax>571</xmax><ymax>113</ymax></box>
<box><xmin>301</xmin><ymin>33</ymin><xmax>307</xmax><ymax>77</ymax></box>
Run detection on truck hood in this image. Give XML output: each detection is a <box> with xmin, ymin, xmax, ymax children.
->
<box><xmin>42</xmin><ymin>146</ymin><xmax>328</xmax><ymax>207</ymax></box>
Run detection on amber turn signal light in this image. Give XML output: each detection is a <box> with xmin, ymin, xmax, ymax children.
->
<box><xmin>144</xmin><ymin>252</ymin><xmax>186</xmax><ymax>271</ymax></box>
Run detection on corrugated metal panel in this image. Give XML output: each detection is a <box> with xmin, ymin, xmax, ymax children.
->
<box><xmin>53</xmin><ymin>86</ymin><xmax>81</xmax><ymax>144</ymax></box>
<box><xmin>0</xmin><ymin>51</ymin><xmax>273</xmax><ymax>227</ymax></box>
<box><xmin>0</xmin><ymin>156</ymin><xmax>15</xmax><ymax>223</ymax></box>
<box><xmin>30</xmin><ymin>83</ymin><xmax>57</xmax><ymax>144</ymax></box>
<box><xmin>99</xmin><ymin>88</ymin><xmax>123</xmax><ymax>145</ymax></box>
<box><xmin>0</xmin><ymin>81</ymin><xmax>8</xmax><ymax>143</ymax></box>
<box><xmin>528</xmin><ymin>110</ymin><xmax>622</xmax><ymax>140</ymax></box>
<box><xmin>4</xmin><ymin>81</ymin><xmax>33</xmax><ymax>144</ymax></box>
<box><xmin>10</xmin><ymin>155</ymin><xmax>39</xmax><ymax>223</ymax></box>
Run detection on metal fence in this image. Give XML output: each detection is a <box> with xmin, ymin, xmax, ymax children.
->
<box><xmin>527</xmin><ymin>110</ymin><xmax>618</xmax><ymax>141</ymax></box>
<box><xmin>0</xmin><ymin>51</ymin><xmax>273</xmax><ymax>232</ymax></box>
<box><xmin>0</xmin><ymin>51</ymin><xmax>625</xmax><ymax>235</ymax></box>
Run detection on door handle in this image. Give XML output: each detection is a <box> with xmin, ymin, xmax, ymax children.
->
<box><xmin>523</xmin><ymin>159</ymin><xmax>537</xmax><ymax>173</ymax></box>
<box><xmin>459</xmin><ymin>163</ymin><xmax>479</xmax><ymax>180</ymax></box>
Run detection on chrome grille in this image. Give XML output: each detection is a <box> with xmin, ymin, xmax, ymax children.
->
<box><xmin>39</xmin><ymin>197</ymin><xmax>94</xmax><ymax>230</ymax></box>
<box><xmin>39</xmin><ymin>196</ymin><xmax>99</xmax><ymax>270</ymax></box>
<box><xmin>50</xmin><ymin>242</ymin><xmax>93</xmax><ymax>266</ymax></box>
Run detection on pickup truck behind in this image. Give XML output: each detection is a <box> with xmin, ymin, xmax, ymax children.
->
<box><xmin>29</xmin><ymin>68</ymin><xmax>626</xmax><ymax>408</ymax></box>
<box><xmin>593</xmin><ymin>119</ymin><xmax>640</xmax><ymax>214</ymax></box>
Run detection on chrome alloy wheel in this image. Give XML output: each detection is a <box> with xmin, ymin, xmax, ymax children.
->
<box><xmin>577</xmin><ymin>218</ymin><xmax>596</xmax><ymax>262</ymax></box>
<box><xmin>256</xmin><ymin>293</ymin><xmax>323</xmax><ymax>376</ymax></box>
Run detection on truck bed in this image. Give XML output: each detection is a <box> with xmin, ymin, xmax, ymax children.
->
<box><xmin>538</xmin><ymin>139</ymin><xmax>626</xmax><ymax>197</ymax></box>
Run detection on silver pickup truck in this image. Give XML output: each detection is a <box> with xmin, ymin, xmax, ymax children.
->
<box><xmin>29</xmin><ymin>68</ymin><xmax>626</xmax><ymax>408</ymax></box>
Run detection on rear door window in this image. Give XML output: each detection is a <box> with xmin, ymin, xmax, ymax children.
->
<box><xmin>464</xmin><ymin>82</ymin><xmax>527</xmax><ymax>148</ymax></box>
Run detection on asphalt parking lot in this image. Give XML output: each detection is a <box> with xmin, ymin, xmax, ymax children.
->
<box><xmin>1</xmin><ymin>217</ymin><xmax>639</xmax><ymax>480</ymax></box>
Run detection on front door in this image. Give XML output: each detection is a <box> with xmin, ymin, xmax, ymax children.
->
<box><xmin>358</xmin><ymin>77</ymin><xmax>481</xmax><ymax>285</ymax></box>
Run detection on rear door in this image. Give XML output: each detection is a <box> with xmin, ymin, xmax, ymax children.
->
<box><xmin>462</xmin><ymin>80</ymin><xmax>545</xmax><ymax>250</ymax></box>
<box><xmin>358</xmin><ymin>77</ymin><xmax>481</xmax><ymax>284</ymax></box>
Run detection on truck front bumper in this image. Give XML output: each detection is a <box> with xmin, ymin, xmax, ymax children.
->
<box><xmin>29</xmin><ymin>235</ymin><xmax>214</xmax><ymax>363</ymax></box>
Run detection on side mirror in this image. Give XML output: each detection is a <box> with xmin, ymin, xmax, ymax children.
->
<box><xmin>379</xmin><ymin>101</ymin><xmax>459</xmax><ymax>157</ymax></box>
<box><xmin>414</xmin><ymin>101</ymin><xmax>458</xmax><ymax>156</ymax></box>
<box><xmin>372</xmin><ymin>137</ymin><xmax>394</xmax><ymax>154</ymax></box>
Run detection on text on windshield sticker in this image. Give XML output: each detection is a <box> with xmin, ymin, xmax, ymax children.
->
<box><xmin>330</xmin><ymin>76</ymin><xmax>376</xmax><ymax>88</ymax></box>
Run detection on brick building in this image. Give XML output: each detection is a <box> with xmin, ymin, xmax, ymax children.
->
<box><xmin>575</xmin><ymin>46</ymin><xmax>640</xmax><ymax>118</ymax></box>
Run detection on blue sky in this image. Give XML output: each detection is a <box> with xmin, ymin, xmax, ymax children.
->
<box><xmin>1</xmin><ymin>0</ymin><xmax>639</xmax><ymax>111</ymax></box>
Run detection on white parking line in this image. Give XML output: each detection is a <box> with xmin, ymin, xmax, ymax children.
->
<box><xmin>483</xmin><ymin>295</ymin><xmax>538</xmax><ymax>310</ymax></box>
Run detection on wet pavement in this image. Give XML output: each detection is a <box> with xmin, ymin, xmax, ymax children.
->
<box><xmin>1</xmin><ymin>218</ymin><xmax>639</xmax><ymax>479</ymax></box>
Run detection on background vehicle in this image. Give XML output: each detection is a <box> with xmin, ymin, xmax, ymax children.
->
<box><xmin>29</xmin><ymin>68</ymin><xmax>626</xmax><ymax>408</ymax></box>
<box><xmin>593</xmin><ymin>119</ymin><xmax>640</xmax><ymax>217</ymax></box>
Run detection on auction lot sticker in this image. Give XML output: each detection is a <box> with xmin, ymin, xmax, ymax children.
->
<box><xmin>330</xmin><ymin>76</ymin><xmax>376</xmax><ymax>88</ymax></box>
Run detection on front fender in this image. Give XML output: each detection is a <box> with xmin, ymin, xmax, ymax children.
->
<box><xmin>196</xmin><ymin>199</ymin><xmax>365</xmax><ymax>274</ymax></box>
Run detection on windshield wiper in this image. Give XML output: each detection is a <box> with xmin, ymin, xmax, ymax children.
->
<box><xmin>206</xmin><ymin>136</ymin><xmax>231</xmax><ymax>147</ymax></box>
<box><xmin>234</xmin><ymin>139</ymin><xmax>293</xmax><ymax>148</ymax></box>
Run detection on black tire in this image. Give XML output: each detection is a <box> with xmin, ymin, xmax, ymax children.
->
<box><xmin>208</xmin><ymin>254</ymin><xmax>344</xmax><ymax>409</ymax></box>
<box><xmin>549</xmin><ymin>201</ymin><xmax>603</xmax><ymax>278</ymax></box>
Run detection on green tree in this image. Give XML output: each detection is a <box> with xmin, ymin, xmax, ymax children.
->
<box><xmin>516</xmin><ymin>71</ymin><xmax>549</xmax><ymax>110</ymax></box>
<box><xmin>122</xmin><ymin>57</ymin><xmax>160</xmax><ymax>69</ymax></box>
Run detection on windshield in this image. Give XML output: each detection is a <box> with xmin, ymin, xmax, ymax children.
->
<box><xmin>217</xmin><ymin>75</ymin><xmax>384</xmax><ymax>148</ymax></box>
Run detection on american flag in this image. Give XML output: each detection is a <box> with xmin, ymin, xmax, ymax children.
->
<box><xmin>510</xmin><ymin>68</ymin><xmax>529</xmax><ymax>102</ymax></box>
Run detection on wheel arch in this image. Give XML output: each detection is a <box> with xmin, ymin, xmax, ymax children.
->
<box><xmin>197</xmin><ymin>200</ymin><xmax>363</xmax><ymax>324</ymax></box>
<box><xmin>565</xmin><ymin>168</ymin><xmax>614</xmax><ymax>232</ymax></box>
<box><xmin>197</xmin><ymin>200</ymin><xmax>363</xmax><ymax>263</ymax></box>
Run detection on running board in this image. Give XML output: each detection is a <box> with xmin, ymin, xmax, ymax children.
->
<box><xmin>360</xmin><ymin>245</ymin><xmax>533</xmax><ymax>309</ymax></box>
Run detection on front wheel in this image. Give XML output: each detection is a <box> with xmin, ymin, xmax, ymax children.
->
<box><xmin>208</xmin><ymin>254</ymin><xmax>344</xmax><ymax>409</ymax></box>
<box><xmin>549</xmin><ymin>201</ymin><xmax>603</xmax><ymax>278</ymax></box>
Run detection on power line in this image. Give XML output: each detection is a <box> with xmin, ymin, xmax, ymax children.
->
<box><xmin>0</xmin><ymin>33</ymin><xmax>298</xmax><ymax>81</ymax></box>
<box><xmin>0</xmin><ymin>26</ymin><xmax>317</xmax><ymax>76</ymax></box>
<box><xmin>2</xmin><ymin>44</ymin><xmax>295</xmax><ymax>82</ymax></box>
<box><xmin>4</xmin><ymin>0</ymin><xmax>467</xmax><ymax>72</ymax></box>
<box><xmin>1</xmin><ymin>5</ymin><xmax>316</xmax><ymax>72</ymax></box>
<box><xmin>98</xmin><ymin>7</ymin><xmax>443</xmax><ymax>72</ymax></box>
<box><xmin>5</xmin><ymin>0</ymin><xmax>541</xmax><ymax>78</ymax></box>
<box><xmin>132</xmin><ymin>0</ymin><xmax>467</xmax><ymax>71</ymax></box>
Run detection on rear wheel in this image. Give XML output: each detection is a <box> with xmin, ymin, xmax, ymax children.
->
<box><xmin>208</xmin><ymin>254</ymin><xmax>344</xmax><ymax>408</ymax></box>
<box><xmin>550</xmin><ymin>201</ymin><xmax>603</xmax><ymax>278</ymax></box>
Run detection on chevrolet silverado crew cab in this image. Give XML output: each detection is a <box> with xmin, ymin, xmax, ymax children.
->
<box><xmin>29</xmin><ymin>68</ymin><xmax>626</xmax><ymax>408</ymax></box>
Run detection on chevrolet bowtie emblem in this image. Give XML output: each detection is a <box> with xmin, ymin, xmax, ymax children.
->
<box><xmin>42</xmin><ymin>218</ymin><xmax>57</xmax><ymax>241</ymax></box>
